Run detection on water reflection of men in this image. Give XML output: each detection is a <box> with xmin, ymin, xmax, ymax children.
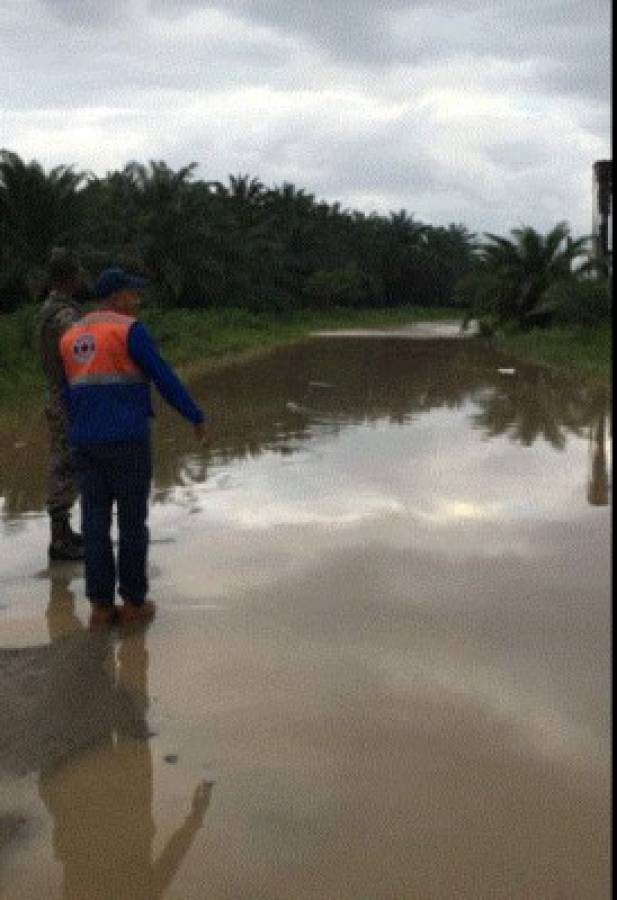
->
<box><xmin>39</xmin><ymin>573</ymin><xmax>212</xmax><ymax>899</ymax></box>
<box><xmin>45</xmin><ymin>566</ymin><xmax>84</xmax><ymax>641</ymax></box>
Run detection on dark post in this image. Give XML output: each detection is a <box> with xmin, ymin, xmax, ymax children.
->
<box><xmin>591</xmin><ymin>160</ymin><xmax>612</xmax><ymax>267</ymax></box>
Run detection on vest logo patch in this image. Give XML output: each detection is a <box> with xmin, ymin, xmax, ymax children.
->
<box><xmin>73</xmin><ymin>333</ymin><xmax>96</xmax><ymax>364</ymax></box>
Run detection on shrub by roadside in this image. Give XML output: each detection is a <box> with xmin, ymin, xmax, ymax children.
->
<box><xmin>544</xmin><ymin>278</ymin><xmax>611</xmax><ymax>328</ymax></box>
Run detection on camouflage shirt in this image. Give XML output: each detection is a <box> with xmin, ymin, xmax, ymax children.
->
<box><xmin>37</xmin><ymin>290</ymin><xmax>82</xmax><ymax>401</ymax></box>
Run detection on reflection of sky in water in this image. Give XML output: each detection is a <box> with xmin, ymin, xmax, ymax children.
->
<box><xmin>0</xmin><ymin>344</ymin><xmax>611</xmax><ymax>900</ymax></box>
<box><xmin>373</xmin><ymin>644</ymin><xmax>606</xmax><ymax>772</ymax></box>
<box><xmin>152</xmin><ymin>400</ymin><xmax>597</xmax><ymax>547</ymax></box>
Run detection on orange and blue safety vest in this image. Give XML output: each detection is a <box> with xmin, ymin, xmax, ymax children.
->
<box><xmin>60</xmin><ymin>310</ymin><xmax>204</xmax><ymax>444</ymax></box>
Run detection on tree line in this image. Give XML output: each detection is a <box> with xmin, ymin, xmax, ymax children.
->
<box><xmin>0</xmin><ymin>150</ymin><xmax>475</xmax><ymax>313</ymax></box>
<box><xmin>1</xmin><ymin>149</ymin><xmax>609</xmax><ymax>330</ymax></box>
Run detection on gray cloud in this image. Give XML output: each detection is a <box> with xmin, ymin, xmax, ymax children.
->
<box><xmin>146</xmin><ymin>0</ymin><xmax>611</xmax><ymax>101</ymax></box>
<box><xmin>0</xmin><ymin>0</ymin><xmax>611</xmax><ymax>234</ymax></box>
<box><xmin>40</xmin><ymin>0</ymin><xmax>130</xmax><ymax>26</ymax></box>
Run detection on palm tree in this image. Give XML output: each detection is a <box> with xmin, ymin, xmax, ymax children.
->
<box><xmin>376</xmin><ymin>211</ymin><xmax>429</xmax><ymax>306</ymax></box>
<box><xmin>227</xmin><ymin>174</ymin><xmax>265</xmax><ymax>206</ymax></box>
<box><xmin>421</xmin><ymin>223</ymin><xmax>477</xmax><ymax>306</ymax></box>
<box><xmin>129</xmin><ymin>160</ymin><xmax>198</xmax><ymax>207</ymax></box>
<box><xmin>0</xmin><ymin>149</ymin><xmax>87</xmax><ymax>298</ymax></box>
<box><xmin>124</xmin><ymin>160</ymin><xmax>200</xmax><ymax>302</ymax></box>
<box><xmin>458</xmin><ymin>221</ymin><xmax>589</xmax><ymax>331</ymax></box>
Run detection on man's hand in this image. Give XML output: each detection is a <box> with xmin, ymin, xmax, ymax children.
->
<box><xmin>193</xmin><ymin>422</ymin><xmax>207</xmax><ymax>444</ymax></box>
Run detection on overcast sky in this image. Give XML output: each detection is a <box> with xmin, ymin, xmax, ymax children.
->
<box><xmin>0</xmin><ymin>0</ymin><xmax>611</xmax><ymax>235</ymax></box>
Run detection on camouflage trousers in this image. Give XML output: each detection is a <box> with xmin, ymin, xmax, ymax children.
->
<box><xmin>45</xmin><ymin>401</ymin><xmax>79</xmax><ymax>522</ymax></box>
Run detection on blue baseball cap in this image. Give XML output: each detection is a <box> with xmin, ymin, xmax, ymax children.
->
<box><xmin>95</xmin><ymin>267</ymin><xmax>148</xmax><ymax>299</ymax></box>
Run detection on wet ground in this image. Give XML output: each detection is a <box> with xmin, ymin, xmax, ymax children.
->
<box><xmin>0</xmin><ymin>325</ymin><xmax>612</xmax><ymax>899</ymax></box>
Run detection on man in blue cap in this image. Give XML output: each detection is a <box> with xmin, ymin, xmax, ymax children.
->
<box><xmin>59</xmin><ymin>268</ymin><xmax>207</xmax><ymax>627</ymax></box>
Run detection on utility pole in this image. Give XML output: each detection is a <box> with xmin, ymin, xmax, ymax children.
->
<box><xmin>591</xmin><ymin>160</ymin><xmax>612</xmax><ymax>271</ymax></box>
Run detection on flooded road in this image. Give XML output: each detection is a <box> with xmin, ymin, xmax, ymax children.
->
<box><xmin>0</xmin><ymin>330</ymin><xmax>611</xmax><ymax>899</ymax></box>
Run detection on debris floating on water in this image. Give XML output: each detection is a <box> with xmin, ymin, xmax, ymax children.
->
<box><xmin>497</xmin><ymin>368</ymin><xmax>516</xmax><ymax>376</ymax></box>
<box><xmin>286</xmin><ymin>401</ymin><xmax>311</xmax><ymax>414</ymax></box>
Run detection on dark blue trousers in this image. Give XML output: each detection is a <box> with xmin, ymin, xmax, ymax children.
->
<box><xmin>73</xmin><ymin>442</ymin><xmax>152</xmax><ymax>608</ymax></box>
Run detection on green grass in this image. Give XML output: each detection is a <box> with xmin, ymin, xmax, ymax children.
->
<box><xmin>0</xmin><ymin>304</ymin><xmax>459</xmax><ymax>415</ymax></box>
<box><xmin>139</xmin><ymin>304</ymin><xmax>459</xmax><ymax>373</ymax></box>
<box><xmin>1</xmin><ymin>303</ymin><xmax>609</xmax><ymax>417</ymax></box>
<box><xmin>497</xmin><ymin>324</ymin><xmax>612</xmax><ymax>385</ymax></box>
<box><xmin>0</xmin><ymin>305</ymin><xmax>44</xmax><ymax>415</ymax></box>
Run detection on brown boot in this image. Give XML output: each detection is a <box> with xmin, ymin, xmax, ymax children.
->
<box><xmin>89</xmin><ymin>604</ymin><xmax>117</xmax><ymax>629</ymax></box>
<box><xmin>116</xmin><ymin>599</ymin><xmax>156</xmax><ymax>625</ymax></box>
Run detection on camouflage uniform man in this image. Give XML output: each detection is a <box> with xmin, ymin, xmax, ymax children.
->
<box><xmin>37</xmin><ymin>252</ymin><xmax>85</xmax><ymax>560</ymax></box>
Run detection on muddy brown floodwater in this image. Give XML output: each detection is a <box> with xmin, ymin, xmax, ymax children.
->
<box><xmin>0</xmin><ymin>325</ymin><xmax>611</xmax><ymax>899</ymax></box>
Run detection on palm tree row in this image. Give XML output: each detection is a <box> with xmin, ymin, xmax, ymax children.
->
<box><xmin>1</xmin><ymin>149</ymin><xmax>607</xmax><ymax>327</ymax></box>
<box><xmin>1</xmin><ymin>150</ymin><xmax>475</xmax><ymax>313</ymax></box>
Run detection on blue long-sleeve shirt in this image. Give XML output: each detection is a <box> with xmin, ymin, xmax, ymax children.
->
<box><xmin>65</xmin><ymin>322</ymin><xmax>205</xmax><ymax>444</ymax></box>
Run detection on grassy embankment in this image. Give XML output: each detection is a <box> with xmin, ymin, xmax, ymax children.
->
<box><xmin>0</xmin><ymin>304</ymin><xmax>610</xmax><ymax>417</ymax></box>
<box><xmin>0</xmin><ymin>304</ymin><xmax>458</xmax><ymax>415</ymax></box>
<box><xmin>497</xmin><ymin>324</ymin><xmax>611</xmax><ymax>386</ymax></box>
